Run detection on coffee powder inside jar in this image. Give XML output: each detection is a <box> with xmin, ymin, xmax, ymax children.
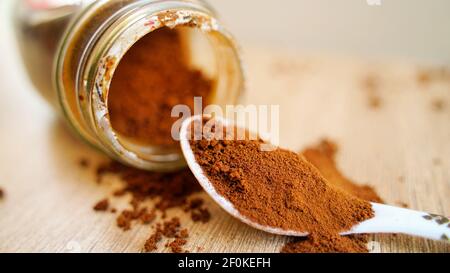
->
<box><xmin>108</xmin><ymin>27</ymin><xmax>213</xmax><ymax>147</ymax></box>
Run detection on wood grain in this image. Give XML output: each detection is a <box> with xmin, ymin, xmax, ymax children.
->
<box><xmin>0</xmin><ymin>17</ymin><xmax>449</xmax><ymax>252</ymax></box>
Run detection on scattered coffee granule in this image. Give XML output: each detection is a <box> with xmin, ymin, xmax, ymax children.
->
<box><xmin>144</xmin><ymin>217</ymin><xmax>189</xmax><ymax>253</ymax></box>
<box><xmin>161</xmin><ymin>217</ymin><xmax>181</xmax><ymax>238</ymax></box>
<box><xmin>397</xmin><ymin>202</ymin><xmax>409</xmax><ymax>208</ymax></box>
<box><xmin>95</xmin><ymin>160</ymin><xmax>202</xmax><ymax>231</ymax></box>
<box><xmin>178</xmin><ymin>228</ymin><xmax>189</xmax><ymax>239</ymax></box>
<box><xmin>191</xmin><ymin>207</ymin><xmax>211</xmax><ymax>223</ymax></box>
<box><xmin>0</xmin><ymin>188</ymin><xmax>4</xmax><ymax>199</ymax></box>
<box><xmin>141</xmin><ymin>209</ymin><xmax>157</xmax><ymax>224</ymax></box>
<box><xmin>78</xmin><ymin>158</ymin><xmax>90</xmax><ymax>168</ymax></box>
<box><xmin>144</xmin><ymin>225</ymin><xmax>163</xmax><ymax>252</ymax></box>
<box><xmin>190</xmin><ymin>121</ymin><xmax>374</xmax><ymax>253</ymax></box>
<box><xmin>431</xmin><ymin>98</ymin><xmax>445</xmax><ymax>112</ymax></box>
<box><xmin>368</xmin><ymin>95</ymin><xmax>382</xmax><ymax>109</ymax></box>
<box><xmin>362</xmin><ymin>74</ymin><xmax>383</xmax><ymax>109</ymax></box>
<box><xmin>417</xmin><ymin>67</ymin><xmax>450</xmax><ymax>86</ymax></box>
<box><xmin>116</xmin><ymin>202</ymin><xmax>155</xmax><ymax>231</ymax></box>
<box><xmin>93</xmin><ymin>198</ymin><xmax>109</xmax><ymax>212</ymax></box>
<box><xmin>187</xmin><ymin>197</ymin><xmax>204</xmax><ymax>210</ymax></box>
<box><xmin>185</xmin><ymin>198</ymin><xmax>211</xmax><ymax>223</ymax></box>
<box><xmin>166</xmin><ymin>238</ymin><xmax>188</xmax><ymax>253</ymax></box>
<box><xmin>108</xmin><ymin>27</ymin><xmax>213</xmax><ymax>146</ymax></box>
<box><xmin>95</xmin><ymin>161</ymin><xmax>205</xmax><ymax>252</ymax></box>
<box><xmin>96</xmin><ymin>161</ymin><xmax>202</xmax><ymax>214</ymax></box>
<box><xmin>417</xmin><ymin>70</ymin><xmax>431</xmax><ymax>86</ymax></box>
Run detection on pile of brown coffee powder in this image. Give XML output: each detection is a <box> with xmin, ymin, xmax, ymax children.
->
<box><xmin>108</xmin><ymin>27</ymin><xmax>213</xmax><ymax>146</ymax></box>
<box><xmin>190</xmin><ymin>124</ymin><xmax>375</xmax><ymax>253</ymax></box>
<box><xmin>301</xmin><ymin>140</ymin><xmax>382</xmax><ymax>203</ymax></box>
<box><xmin>282</xmin><ymin>140</ymin><xmax>383</xmax><ymax>253</ymax></box>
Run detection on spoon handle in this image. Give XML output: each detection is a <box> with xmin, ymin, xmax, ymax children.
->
<box><xmin>345</xmin><ymin>203</ymin><xmax>450</xmax><ymax>242</ymax></box>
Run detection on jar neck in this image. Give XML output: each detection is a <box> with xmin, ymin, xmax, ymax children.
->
<box><xmin>56</xmin><ymin>0</ymin><xmax>244</xmax><ymax>171</ymax></box>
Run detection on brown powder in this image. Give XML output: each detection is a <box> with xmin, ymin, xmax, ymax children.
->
<box><xmin>431</xmin><ymin>98</ymin><xmax>446</xmax><ymax>112</ymax></box>
<box><xmin>108</xmin><ymin>27</ymin><xmax>213</xmax><ymax>146</ymax></box>
<box><xmin>417</xmin><ymin>67</ymin><xmax>450</xmax><ymax>86</ymax></box>
<box><xmin>144</xmin><ymin>217</ymin><xmax>189</xmax><ymax>253</ymax></box>
<box><xmin>301</xmin><ymin>140</ymin><xmax>383</xmax><ymax>203</ymax></box>
<box><xmin>95</xmin><ymin>161</ymin><xmax>210</xmax><ymax>251</ymax></box>
<box><xmin>167</xmin><ymin>238</ymin><xmax>188</xmax><ymax>253</ymax></box>
<box><xmin>282</xmin><ymin>234</ymin><xmax>369</xmax><ymax>253</ymax></box>
<box><xmin>93</xmin><ymin>198</ymin><xmax>109</xmax><ymax>212</ymax></box>
<box><xmin>281</xmin><ymin>139</ymin><xmax>383</xmax><ymax>253</ymax></box>
<box><xmin>190</xmin><ymin>122</ymin><xmax>374</xmax><ymax>253</ymax></box>
<box><xmin>78</xmin><ymin>158</ymin><xmax>90</xmax><ymax>168</ymax></box>
<box><xmin>0</xmin><ymin>188</ymin><xmax>4</xmax><ymax>199</ymax></box>
<box><xmin>191</xmin><ymin>207</ymin><xmax>211</xmax><ymax>223</ymax></box>
<box><xmin>144</xmin><ymin>225</ymin><xmax>163</xmax><ymax>252</ymax></box>
<box><xmin>186</xmin><ymin>197</ymin><xmax>211</xmax><ymax>223</ymax></box>
<box><xmin>96</xmin><ymin>161</ymin><xmax>203</xmax><ymax>213</ymax></box>
<box><xmin>362</xmin><ymin>74</ymin><xmax>383</xmax><ymax>109</ymax></box>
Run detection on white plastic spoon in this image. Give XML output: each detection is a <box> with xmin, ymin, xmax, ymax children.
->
<box><xmin>179</xmin><ymin>115</ymin><xmax>450</xmax><ymax>242</ymax></box>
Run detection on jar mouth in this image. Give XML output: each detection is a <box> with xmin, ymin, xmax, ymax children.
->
<box><xmin>87</xmin><ymin>9</ymin><xmax>244</xmax><ymax>171</ymax></box>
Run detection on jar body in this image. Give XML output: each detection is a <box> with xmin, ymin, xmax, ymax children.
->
<box><xmin>14</xmin><ymin>0</ymin><xmax>244</xmax><ymax>171</ymax></box>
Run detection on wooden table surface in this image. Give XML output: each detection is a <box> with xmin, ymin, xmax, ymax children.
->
<box><xmin>0</xmin><ymin>10</ymin><xmax>449</xmax><ymax>253</ymax></box>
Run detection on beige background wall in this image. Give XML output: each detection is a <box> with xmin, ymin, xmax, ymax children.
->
<box><xmin>209</xmin><ymin>0</ymin><xmax>450</xmax><ymax>64</ymax></box>
<box><xmin>3</xmin><ymin>0</ymin><xmax>450</xmax><ymax>64</ymax></box>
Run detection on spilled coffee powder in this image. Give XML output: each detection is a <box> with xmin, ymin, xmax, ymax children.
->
<box><xmin>190</xmin><ymin>122</ymin><xmax>374</xmax><ymax>252</ymax></box>
<box><xmin>93</xmin><ymin>198</ymin><xmax>109</xmax><ymax>212</ymax></box>
<box><xmin>108</xmin><ymin>27</ymin><xmax>213</xmax><ymax>146</ymax></box>
<box><xmin>144</xmin><ymin>217</ymin><xmax>189</xmax><ymax>253</ymax></box>
<box><xmin>95</xmin><ymin>161</ymin><xmax>210</xmax><ymax>252</ymax></box>
<box><xmin>0</xmin><ymin>188</ymin><xmax>4</xmax><ymax>200</ymax></box>
<box><xmin>282</xmin><ymin>140</ymin><xmax>383</xmax><ymax>253</ymax></box>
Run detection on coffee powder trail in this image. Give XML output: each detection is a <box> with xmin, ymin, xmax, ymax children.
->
<box><xmin>108</xmin><ymin>27</ymin><xmax>212</xmax><ymax>146</ymax></box>
<box><xmin>190</xmin><ymin>124</ymin><xmax>374</xmax><ymax>252</ymax></box>
<box><xmin>282</xmin><ymin>140</ymin><xmax>383</xmax><ymax>253</ymax></box>
<box><xmin>95</xmin><ymin>161</ymin><xmax>210</xmax><ymax>252</ymax></box>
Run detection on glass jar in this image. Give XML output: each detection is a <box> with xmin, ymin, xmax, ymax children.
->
<box><xmin>14</xmin><ymin>0</ymin><xmax>244</xmax><ymax>171</ymax></box>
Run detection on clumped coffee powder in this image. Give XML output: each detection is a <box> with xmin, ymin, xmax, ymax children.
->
<box><xmin>282</xmin><ymin>140</ymin><xmax>383</xmax><ymax>253</ymax></box>
<box><xmin>190</xmin><ymin>122</ymin><xmax>374</xmax><ymax>253</ymax></box>
<box><xmin>108</xmin><ymin>27</ymin><xmax>213</xmax><ymax>146</ymax></box>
